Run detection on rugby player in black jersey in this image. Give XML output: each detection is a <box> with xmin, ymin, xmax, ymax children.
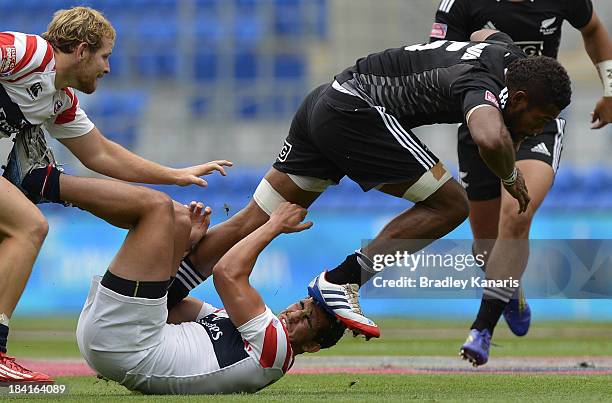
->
<box><xmin>431</xmin><ymin>0</ymin><xmax>612</xmax><ymax>366</ymax></box>
<box><xmin>165</xmin><ymin>29</ymin><xmax>572</xmax><ymax>343</ymax></box>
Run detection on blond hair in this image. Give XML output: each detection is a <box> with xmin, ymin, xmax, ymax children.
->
<box><xmin>43</xmin><ymin>6</ymin><xmax>116</xmax><ymax>53</ymax></box>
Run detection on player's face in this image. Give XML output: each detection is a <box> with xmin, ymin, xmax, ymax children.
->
<box><xmin>505</xmin><ymin>92</ymin><xmax>560</xmax><ymax>141</ymax></box>
<box><xmin>75</xmin><ymin>36</ymin><xmax>113</xmax><ymax>94</ymax></box>
<box><xmin>279</xmin><ymin>298</ymin><xmax>327</xmax><ymax>353</ymax></box>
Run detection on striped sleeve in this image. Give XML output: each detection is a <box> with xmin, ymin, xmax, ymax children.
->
<box><xmin>237</xmin><ymin>307</ymin><xmax>294</xmax><ymax>373</ymax></box>
<box><xmin>0</xmin><ymin>32</ymin><xmax>55</xmax><ymax>81</ymax></box>
<box><xmin>45</xmin><ymin>87</ymin><xmax>94</xmax><ymax>139</ymax></box>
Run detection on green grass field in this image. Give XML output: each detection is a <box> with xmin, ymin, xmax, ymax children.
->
<box><xmin>4</xmin><ymin>317</ymin><xmax>612</xmax><ymax>402</ymax></box>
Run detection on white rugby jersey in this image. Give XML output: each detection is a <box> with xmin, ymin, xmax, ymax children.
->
<box><xmin>0</xmin><ymin>31</ymin><xmax>94</xmax><ymax>140</ymax></box>
<box><xmin>131</xmin><ymin>303</ymin><xmax>295</xmax><ymax>395</ymax></box>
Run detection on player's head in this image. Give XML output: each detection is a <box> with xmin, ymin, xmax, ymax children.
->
<box><xmin>279</xmin><ymin>297</ymin><xmax>346</xmax><ymax>354</ymax></box>
<box><xmin>43</xmin><ymin>7</ymin><xmax>115</xmax><ymax>94</ymax></box>
<box><xmin>503</xmin><ymin>56</ymin><xmax>571</xmax><ymax>141</ymax></box>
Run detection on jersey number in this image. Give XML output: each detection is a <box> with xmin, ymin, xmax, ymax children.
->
<box><xmin>404</xmin><ymin>41</ymin><xmax>490</xmax><ymax>60</ymax></box>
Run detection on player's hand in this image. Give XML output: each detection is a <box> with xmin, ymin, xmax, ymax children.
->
<box><xmin>503</xmin><ymin>167</ymin><xmax>530</xmax><ymax>214</ymax></box>
<box><xmin>591</xmin><ymin>97</ymin><xmax>612</xmax><ymax>129</ymax></box>
<box><xmin>269</xmin><ymin>202</ymin><xmax>313</xmax><ymax>234</ymax></box>
<box><xmin>175</xmin><ymin>160</ymin><xmax>234</xmax><ymax>187</ymax></box>
<box><xmin>187</xmin><ymin>201</ymin><xmax>212</xmax><ymax>249</ymax></box>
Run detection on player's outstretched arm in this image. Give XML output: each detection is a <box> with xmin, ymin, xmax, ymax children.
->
<box><xmin>469</xmin><ymin>29</ymin><xmax>499</xmax><ymax>42</ymax></box>
<box><xmin>212</xmin><ymin>202</ymin><xmax>313</xmax><ymax>327</ymax></box>
<box><xmin>579</xmin><ymin>11</ymin><xmax>612</xmax><ymax>129</ymax></box>
<box><xmin>59</xmin><ymin>126</ymin><xmax>233</xmax><ymax>186</ymax></box>
<box><xmin>467</xmin><ymin>105</ymin><xmax>530</xmax><ymax>213</ymax></box>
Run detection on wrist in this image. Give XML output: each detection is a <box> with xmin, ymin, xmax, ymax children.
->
<box><xmin>501</xmin><ymin>166</ymin><xmax>518</xmax><ymax>187</ymax></box>
<box><xmin>597</xmin><ymin>60</ymin><xmax>612</xmax><ymax>97</ymax></box>
<box><xmin>262</xmin><ymin>220</ymin><xmax>283</xmax><ymax>237</ymax></box>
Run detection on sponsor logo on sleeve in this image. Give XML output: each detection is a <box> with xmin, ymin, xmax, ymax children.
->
<box><xmin>430</xmin><ymin>23</ymin><xmax>448</xmax><ymax>39</ymax></box>
<box><xmin>0</xmin><ymin>45</ymin><xmax>17</xmax><ymax>75</ymax></box>
<box><xmin>277</xmin><ymin>140</ymin><xmax>292</xmax><ymax>163</ymax></box>
<box><xmin>485</xmin><ymin>90</ymin><xmax>499</xmax><ymax>108</ymax></box>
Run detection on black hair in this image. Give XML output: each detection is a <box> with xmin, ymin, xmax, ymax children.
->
<box><xmin>312</xmin><ymin>301</ymin><xmax>347</xmax><ymax>349</ymax></box>
<box><xmin>506</xmin><ymin>56</ymin><xmax>572</xmax><ymax>111</ymax></box>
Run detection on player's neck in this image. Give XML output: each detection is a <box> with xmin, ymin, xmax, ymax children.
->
<box><xmin>52</xmin><ymin>49</ymin><xmax>75</xmax><ymax>90</ymax></box>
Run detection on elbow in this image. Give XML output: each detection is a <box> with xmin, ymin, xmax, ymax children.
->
<box><xmin>212</xmin><ymin>262</ymin><xmax>237</xmax><ymax>285</ymax></box>
<box><xmin>473</xmin><ymin>133</ymin><xmax>509</xmax><ymax>155</ymax></box>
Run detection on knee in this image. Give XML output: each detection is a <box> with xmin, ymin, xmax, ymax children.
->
<box><xmin>430</xmin><ymin>181</ymin><xmax>469</xmax><ymax>227</ymax></box>
<box><xmin>137</xmin><ymin>188</ymin><xmax>175</xmax><ymax>225</ymax></box>
<box><xmin>499</xmin><ymin>204</ymin><xmax>533</xmax><ymax>239</ymax></box>
<box><xmin>25</xmin><ymin>211</ymin><xmax>49</xmax><ymax>248</ymax></box>
<box><xmin>173</xmin><ymin>202</ymin><xmax>192</xmax><ymax>239</ymax></box>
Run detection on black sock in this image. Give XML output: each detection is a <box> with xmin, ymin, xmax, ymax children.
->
<box><xmin>21</xmin><ymin>166</ymin><xmax>64</xmax><ymax>204</ymax></box>
<box><xmin>325</xmin><ymin>253</ymin><xmax>376</xmax><ymax>287</ymax></box>
<box><xmin>470</xmin><ymin>285</ymin><xmax>515</xmax><ymax>334</ymax></box>
<box><xmin>0</xmin><ymin>324</ymin><xmax>8</xmax><ymax>353</ymax></box>
<box><xmin>101</xmin><ymin>270</ymin><xmax>170</xmax><ymax>299</ymax></box>
<box><xmin>167</xmin><ymin>257</ymin><xmax>207</xmax><ymax>310</ymax></box>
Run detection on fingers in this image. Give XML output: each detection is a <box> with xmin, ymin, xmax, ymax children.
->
<box><xmin>298</xmin><ymin>221</ymin><xmax>314</xmax><ymax>231</ymax></box>
<box><xmin>591</xmin><ymin>119</ymin><xmax>606</xmax><ymax>130</ymax></box>
<box><xmin>516</xmin><ymin>190</ymin><xmax>530</xmax><ymax>214</ymax></box>
<box><xmin>204</xmin><ymin>160</ymin><xmax>234</xmax><ymax>176</ymax></box>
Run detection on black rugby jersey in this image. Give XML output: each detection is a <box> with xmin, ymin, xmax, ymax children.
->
<box><xmin>334</xmin><ymin>36</ymin><xmax>525</xmax><ymax>128</ymax></box>
<box><xmin>431</xmin><ymin>0</ymin><xmax>593</xmax><ymax>58</ymax></box>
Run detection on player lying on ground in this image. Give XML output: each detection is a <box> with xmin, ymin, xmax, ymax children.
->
<box><xmin>0</xmin><ymin>6</ymin><xmax>230</xmax><ymax>383</ymax></box>
<box><xmin>75</xmin><ymin>181</ymin><xmax>345</xmax><ymax>394</ymax></box>
<box><xmin>431</xmin><ymin>0</ymin><xmax>612</xmax><ymax>366</ymax></box>
<box><xmin>163</xmin><ymin>28</ymin><xmax>572</xmax><ymax>339</ymax></box>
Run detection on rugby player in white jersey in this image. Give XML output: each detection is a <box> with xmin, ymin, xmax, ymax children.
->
<box><xmin>0</xmin><ymin>7</ymin><xmax>230</xmax><ymax>382</ymax></box>
<box><xmin>76</xmin><ymin>184</ymin><xmax>345</xmax><ymax>395</ymax></box>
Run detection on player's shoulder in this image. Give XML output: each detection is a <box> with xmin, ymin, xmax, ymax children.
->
<box><xmin>238</xmin><ymin>307</ymin><xmax>294</xmax><ymax>373</ymax></box>
<box><xmin>1</xmin><ymin>32</ymin><xmax>53</xmax><ymax>80</ymax></box>
<box><xmin>436</xmin><ymin>0</ymin><xmax>470</xmax><ymax>15</ymax></box>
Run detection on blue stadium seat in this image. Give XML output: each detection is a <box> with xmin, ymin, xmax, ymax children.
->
<box><xmin>274</xmin><ymin>0</ymin><xmax>303</xmax><ymax>37</ymax></box>
<box><xmin>194</xmin><ymin>51</ymin><xmax>219</xmax><ymax>82</ymax></box>
<box><xmin>234</xmin><ymin>14</ymin><xmax>264</xmax><ymax>48</ymax></box>
<box><xmin>236</xmin><ymin>95</ymin><xmax>261</xmax><ymax>119</ymax></box>
<box><xmin>233</xmin><ymin>51</ymin><xmax>259</xmax><ymax>81</ymax></box>
<box><xmin>273</xmin><ymin>54</ymin><xmax>305</xmax><ymax>80</ymax></box>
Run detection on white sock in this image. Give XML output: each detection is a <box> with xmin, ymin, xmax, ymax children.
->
<box><xmin>0</xmin><ymin>313</ymin><xmax>9</xmax><ymax>327</ymax></box>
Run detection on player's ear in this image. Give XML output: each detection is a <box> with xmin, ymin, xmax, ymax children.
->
<box><xmin>510</xmin><ymin>90</ymin><xmax>529</xmax><ymax>110</ymax></box>
<box><xmin>75</xmin><ymin>42</ymin><xmax>89</xmax><ymax>61</ymax></box>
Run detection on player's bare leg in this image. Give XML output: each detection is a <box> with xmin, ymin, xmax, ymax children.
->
<box><xmin>312</xmin><ymin>170</ymin><xmax>468</xmax><ymax>338</ymax></box>
<box><xmin>462</xmin><ymin>159</ymin><xmax>554</xmax><ymax>366</ymax></box>
<box><xmin>60</xmin><ymin>174</ymin><xmax>185</xmax><ymax>281</ymax></box>
<box><xmin>0</xmin><ymin>177</ymin><xmax>51</xmax><ymax>383</ymax></box>
<box><xmin>188</xmin><ymin>167</ymin><xmax>321</xmax><ymax>277</ymax></box>
<box><xmin>165</xmin><ymin>167</ymin><xmax>323</xmax><ymax>308</ymax></box>
<box><xmin>468</xmin><ymin>198</ymin><xmax>500</xmax><ymax>264</ymax></box>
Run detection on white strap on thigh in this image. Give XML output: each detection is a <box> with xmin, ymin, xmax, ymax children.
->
<box><xmin>403</xmin><ymin>163</ymin><xmax>452</xmax><ymax>202</ymax></box>
<box><xmin>287</xmin><ymin>174</ymin><xmax>333</xmax><ymax>192</ymax></box>
<box><xmin>253</xmin><ymin>179</ymin><xmax>288</xmax><ymax>216</ymax></box>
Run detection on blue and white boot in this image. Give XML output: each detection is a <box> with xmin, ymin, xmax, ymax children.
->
<box><xmin>308</xmin><ymin>271</ymin><xmax>380</xmax><ymax>339</ymax></box>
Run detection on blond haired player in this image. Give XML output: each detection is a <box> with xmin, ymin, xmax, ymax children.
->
<box><xmin>0</xmin><ymin>7</ymin><xmax>229</xmax><ymax>383</ymax></box>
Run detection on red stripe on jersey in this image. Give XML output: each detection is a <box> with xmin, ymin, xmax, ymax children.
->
<box><xmin>0</xmin><ymin>33</ymin><xmax>15</xmax><ymax>46</ymax></box>
<box><xmin>8</xmin><ymin>42</ymin><xmax>53</xmax><ymax>82</ymax></box>
<box><xmin>259</xmin><ymin>322</ymin><xmax>277</xmax><ymax>368</ymax></box>
<box><xmin>280</xmin><ymin>322</ymin><xmax>294</xmax><ymax>373</ymax></box>
<box><xmin>12</xmin><ymin>35</ymin><xmax>38</xmax><ymax>75</ymax></box>
<box><xmin>54</xmin><ymin>88</ymin><xmax>77</xmax><ymax>124</ymax></box>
